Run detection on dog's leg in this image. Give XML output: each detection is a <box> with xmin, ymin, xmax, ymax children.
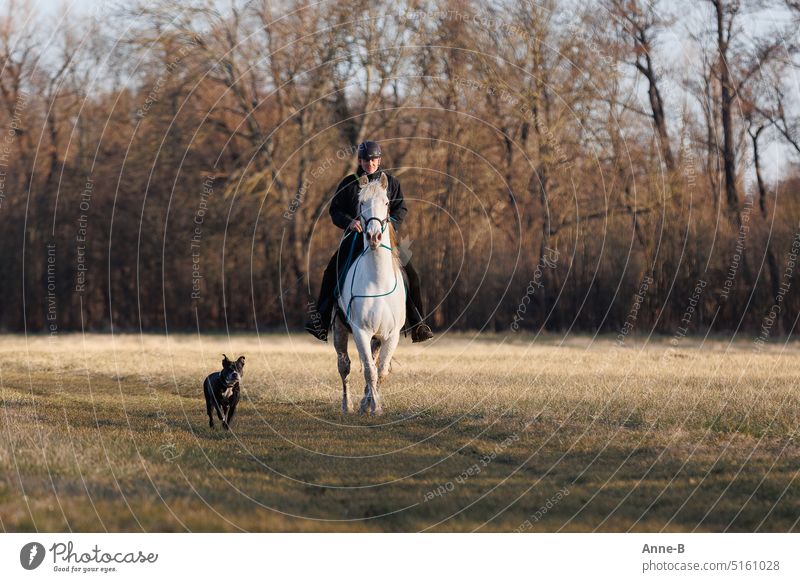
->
<box><xmin>212</xmin><ymin>391</ymin><xmax>224</xmax><ymax>421</ymax></box>
<box><xmin>333</xmin><ymin>313</ymin><xmax>353</xmax><ymax>413</ymax></box>
<box><xmin>224</xmin><ymin>398</ymin><xmax>238</xmax><ymax>430</ymax></box>
<box><xmin>204</xmin><ymin>379</ymin><xmax>215</xmax><ymax>428</ymax></box>
<box><xmin>222</xmin><ymin>404</ymin><xmax>229</xmax><ymax>430</ymax></box>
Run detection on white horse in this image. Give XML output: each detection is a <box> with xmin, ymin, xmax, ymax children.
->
<box><xmin>333</xmin><ymin>172</ymin><xmax>406</xmax><ymax>415</ymax></box>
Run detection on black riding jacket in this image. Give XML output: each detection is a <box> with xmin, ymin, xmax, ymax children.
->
<box><xmin>329</xmin><ymin>166</ymin><xmax>408</xmax><ymax>231</ymax></box>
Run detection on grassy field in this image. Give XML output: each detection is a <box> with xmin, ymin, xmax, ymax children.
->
<box><xmin>1</xmin><ymin>332</ymin><xmax>798</xmax><ymax>532</ymax></box>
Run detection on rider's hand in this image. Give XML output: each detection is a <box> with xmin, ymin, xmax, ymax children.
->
<box><xmin>349</xmin><ymin>219</ymin><xmax>363</xmax><ymax>232</ymax></box>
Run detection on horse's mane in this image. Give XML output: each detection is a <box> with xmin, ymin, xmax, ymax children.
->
<box><xmin>359</xmin><ymin>178</ymin><xmax>401</xmax><ymax>266</ymax></box>
<box><xmin>357</xmin><ymin>179</ymin><xmax>387</xmax><ymax>204</ymax></box>
<box><xmin>387</xmin><ymin>222</ymin><xmax>401</xmax><ymax>266</ymax></box>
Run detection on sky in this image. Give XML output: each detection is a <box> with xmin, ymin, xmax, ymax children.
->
<box><xmin>16</xmin><ymin>0</ymin><xmax>800</xmax><ymax>186</ymax></box>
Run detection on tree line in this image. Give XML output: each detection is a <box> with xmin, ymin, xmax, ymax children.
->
<box><xmin>2</xmin><ymin>0</ymin><xmax>800</xmax><ymax>337</ymax></box>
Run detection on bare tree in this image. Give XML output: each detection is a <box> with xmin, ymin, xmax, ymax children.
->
<box><xmin>605</xmin><ymin>0</ymin><xmax>675</xmax><ymax>172</ymax></box>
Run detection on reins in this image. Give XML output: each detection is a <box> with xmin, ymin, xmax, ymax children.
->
<box><xmin>341</xmin><ymin>221</ymin><xmax>399</xmax><ymax>323</ymax></box>
<box><xmin>335</xmin><ymin>174</ymin><xmax>402</xmax><ymax>324</ymax></box>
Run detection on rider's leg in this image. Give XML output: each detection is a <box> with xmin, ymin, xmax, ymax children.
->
<box><xmin>305</xmin><ymin>231</ymin><xmax>363</xmax><ymax>341</ymax></box>
<box><xmin>403</xmin><ymin>259</ymin><xmax>433</xmax><ymax>343</ymax></box>
<box><xmin>305</xmin><ymin>252</ymin><xmax>338</xmax><ymax>341</ymax></box>
<box><xmin>334</xmin><ymin>230</ymin><xmax>363</xmax><ymax>287</ymax></box>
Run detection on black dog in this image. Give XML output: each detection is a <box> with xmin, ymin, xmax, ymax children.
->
<box><xmin>203</xmin><ymin>354</ymin><xmax>244</xmax><ymax>430</ymax></box>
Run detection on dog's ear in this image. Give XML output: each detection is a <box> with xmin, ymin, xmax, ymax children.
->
<box><xmin>222</xmin><ymin>354</ymin><xmax>232</xmax><ymax>367</ymax></box>
<box><xmin>236</xmin><ymin>355</ymin><xmax>245</xmax><ymax>370</ymax></box>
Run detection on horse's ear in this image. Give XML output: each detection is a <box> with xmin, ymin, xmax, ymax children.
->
<box><xmin>379</xmin><ymin>172</ymin><xmax>388</xmax><ymax>189</ymax></box>
<box><xmin>358</xmin><ymin>175</ymin><xmax>369</xmax><ymax>188</ymax></box>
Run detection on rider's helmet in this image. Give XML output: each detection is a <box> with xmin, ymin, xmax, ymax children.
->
<box><xmin>357</xmin><ymin>140</ymin><xmax>382</xmax><ymax>160</ymax></box>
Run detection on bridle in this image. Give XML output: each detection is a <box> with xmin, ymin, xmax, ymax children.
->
<box><xmin>361</xmin><ymin>215</ymin><xmax>388</xmax><ymax>234</ymax></box>
<box><xmin>358</xmin><ymin>201</ymin><xmax>392</xmax><ymax>251</ymax></box>
<box><xmin>340</xmin><ymin>199</ymin><xmax>399</xmax><ymax>321</ymax></box>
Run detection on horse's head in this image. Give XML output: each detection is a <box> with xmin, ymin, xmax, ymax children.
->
<box><xmin>358</xmin><ymin>172</ymin><xmax>391</xmax><ymax>251</ymax></box>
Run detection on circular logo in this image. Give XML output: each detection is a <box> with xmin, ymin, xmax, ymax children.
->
<box><xmin>20</xmin><ymin>542</ymin><xmax>46</xmax><ymax>570</ymax></box>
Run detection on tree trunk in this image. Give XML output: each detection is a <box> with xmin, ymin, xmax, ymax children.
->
<box><xmin>715</xmin><ymin>0</ymin><xmax>739</xmax><ymax>215</ymax></box>
<box><xmin>752</xmin><ymin>123</ymin><xmax>781</xmax><ymax>331</ymax></box>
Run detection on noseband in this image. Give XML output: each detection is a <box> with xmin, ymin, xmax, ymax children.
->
<box><xmin>362</xmin><ymin>215</ymin><xmax>388</xmax><ymax>233</ymax></box>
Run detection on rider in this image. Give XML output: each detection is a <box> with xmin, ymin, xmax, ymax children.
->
<box><xmin>305</xmin><ymin>140</ymin><xmax>434</xmax><ymax>343</ymax></box>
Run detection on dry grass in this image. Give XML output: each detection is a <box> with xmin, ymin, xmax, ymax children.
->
<box><xmin>1</xmin><ymin>332</ymin><xmax>798</xmax><ymax>532</ymax></box>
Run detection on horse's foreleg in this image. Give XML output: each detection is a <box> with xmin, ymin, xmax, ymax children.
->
<box><xmin>377</xmin><ymin>333</ymin><xmax>399</xmax><ymax>381</ymax></box>
<box><xmin>371</xmin><ymin>337</ymin><xmax>381</xmax><ymax>367</ymax></box>
<box><xmin>373</xmin><ymin>333</ymin><xmax>400</xmax><ymax>415</ymax></box>
<box><xmin>353</xmin><ymin>329</ymin><xmax>379</xmax><ymax>415</ymax></box>
<box><xmin>333</xmin><ymin>315</ymin><xmax>352</xmax><ymax>413</ymax></box>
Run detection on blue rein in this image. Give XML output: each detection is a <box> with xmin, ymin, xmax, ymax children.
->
<box><xmin>339</xmin><ymin>217</ymin><xmax>399</xmax><ymax>323</ymax></box>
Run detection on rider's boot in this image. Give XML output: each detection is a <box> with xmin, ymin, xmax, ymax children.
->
<box><xmin>304</xmin><ymin>297</ymin><xmax>332</xmax><ymax>342</ymax></box>
<box><xmin>402</xmin><ymin>261</ymin><xmax>433</xmax><ymax>343</ymax></box>
<box><xmin>305</xmin><ymin>261</ymin><xmax>338</xmax><ymax>342</ymax></box>
<box><xmin>404</xmin><ymin>299</ymin><xmax>433</xmax><ymax>343</ymax></box>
